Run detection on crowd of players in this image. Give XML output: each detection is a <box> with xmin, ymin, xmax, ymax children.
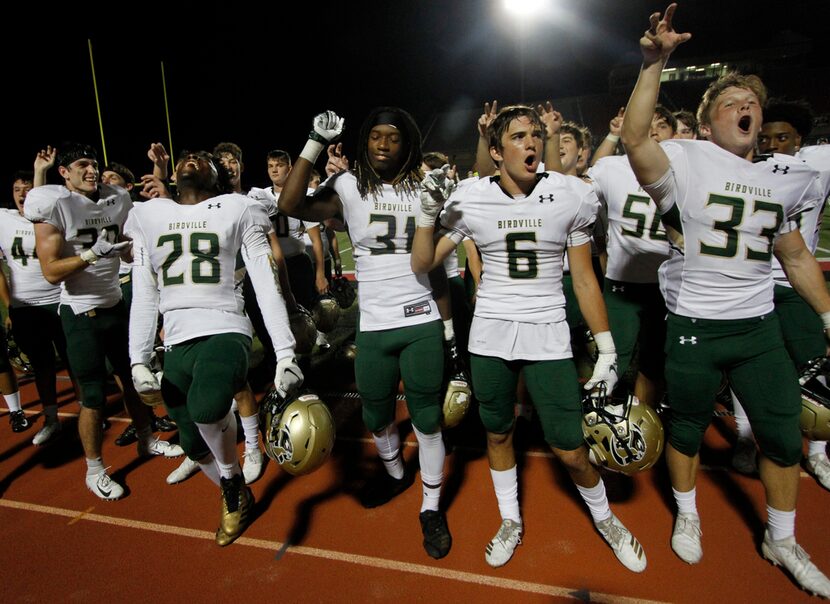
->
<box><xmin>2</xmin><ymin>3</ymin><xmax>830</xmax><ymax>597</ymax></box>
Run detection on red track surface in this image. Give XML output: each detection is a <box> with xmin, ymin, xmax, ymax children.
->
<box><xmin>1</xmin><ymin>374</ymin><xmax>828</xmax><ymax>603</ymax></box>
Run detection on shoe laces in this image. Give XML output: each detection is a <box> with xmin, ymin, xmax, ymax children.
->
<box><xmin>221</xmin><ymin>477</ymin><xmax>242</xmax><ymax>512</ymax></box>
<box><xmin>598</xmin><ymin>517</ymin><xmax>627</xmax><ymax>547</ymax></box>
<box><xmin>677</xmin><ymin>514</ymin><xmax>701</xmax><ymax>537</ymax></box>
<box><xmin>96</xmin><ymin>467</ymin><xmax>114</xmax><ymax>486</ymax></box>
<box><xmin>495</xmin><ymin>520</ymin><xmax>522</xmax><ymax>546</ymax></box>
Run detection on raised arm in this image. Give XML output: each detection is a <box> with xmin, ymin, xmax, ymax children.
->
<box><xmin>592</xmin><ymin>107</ymin><xmax>625</xmax><ymax>166</ymax></box>
<box><xmin>620</xmin><ymin>3</ymin><xmax>691</xmax><ymax>185</ymax></box>
<box><xmin>33</xmin><ymin>146</ymin><xmax>57</xmax><ymax>187</ymax></box>
<box><xmin>279</xmin><ymin>111</ymin><xmax>346</xmax><ymax>223</ymax></box>
<box><xmin>474</xmin><ymin>100</ymin><xmax>498</xmax><ymax>177</ymax></box>
<box><xmin>411</xmin><ymin>166</ymin><xmax>459</xmax><ymax>273</ymax></box>
<box><xmin>539</xmin><ymin>101</ymin><xmax>564</xmax><ymax>174</ymax></box>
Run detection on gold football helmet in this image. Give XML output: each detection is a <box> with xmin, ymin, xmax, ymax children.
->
<box><xmin>799</xmin><ymin>357</ymin><xmax>830</xmax><ymax>441</ymax></box>
<box><xmin>289</xmin><ymin>305</ymin><xmax>317</xmax><ymax>354</ymax></box>
<box><xmin>582</xmin><ymin>385</ymin><xmax>665</xmax><ymax>475</ymax></box>
<box><xmin>260</xmin><ymin>390</ymin><xmax>336</xmax><ymax>476</ymax></box>
<box><xmin>313</xmin><ymin>295</ymin><xmax>340</xmax><ymax>333</ymax></box>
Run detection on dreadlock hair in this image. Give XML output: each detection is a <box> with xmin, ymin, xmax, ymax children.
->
<box><xmin>354</xmin><ymin>106</ymin><xmax>423</xmax><ymax>200</ymax></box>
<box><xmin>764</xmin><ymin>99</ymin><xmax>814</xmax><ymax>139</ymax></box>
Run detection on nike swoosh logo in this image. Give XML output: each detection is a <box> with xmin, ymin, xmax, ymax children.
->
<box><xmin>98</xmin><ymin>485</ymin><xmax>112</xmax><ymax>497</ymax></box>
<box><xmin>221</xmin><ymin>424</ymin><xmax>229</xmax><ymax>433</ymax></box>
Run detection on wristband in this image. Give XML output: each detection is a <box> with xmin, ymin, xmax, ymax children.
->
<box><xmin>605</xmin><ymin>134</ymin><xmax>620</xmax><ymax>144</ymax></box>
<box><xmin>80</xmin><ymin>249</ymin><xmax>98</xmax><ymax>265</ymax></box>
<box><xmin>417</xmin><ymin>212</ymin><xmax>438</xmax><ymax>229</ymax></box>
<box><xmin>299</xmin><ymin>139</ymin><xmax>325</xmax><ymax>164</ymax></box>
<box><xmin>822</xmin><ymin>311</ymin><xmax>830</xmax><ymax>331</ymax></box>
<box><xmin>593</xmin><ymin>331</ymin><xmax>616</xmax><ymax>354</ymax></box>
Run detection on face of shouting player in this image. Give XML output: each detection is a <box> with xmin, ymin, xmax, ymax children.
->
<box><xmin>12</xmin><ymin>179</ymin><xmax>32</xmax><ymax>214</ymax></box>
<box><xmin>490</xmin><ymin>115</ymin><xmax>544</xmax><ymax>195</ymax></box>
<box><xmin>701</xmin><ymin>86</ymin><xmax>763</xmax><ymax>160</ymax></box>
<box><xmin>175</xmin><ymin>152</ymin><xmax>218</xmax><ymax>191</ymax></box>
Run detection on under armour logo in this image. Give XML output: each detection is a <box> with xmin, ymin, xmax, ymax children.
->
<box><xmin>208</xmin><ymin>202</ymin><xmax>221</xmax><ymax>209</ymax></box>
<box><xmin>105</xmin><ymin>199</ymin><xmax>116</xmax><ymax>206</ymax></box>
<box><xmin>772</xmin><ymin>165</ymin><xmax>790</xmax><ymax>175</ymax></box>
<box><xmin>538</xmin><ymin>194</ymin><xmax>555</xmax><ymax>203</ymax></box>
<box><xmin>611</xmin><ymin>285</ymin><xmax>625</xmax><ymax>293</ymax></box>
<box><xmin>678</xmin><ymin>336</ymin><xmax>697</xmax><ymax>345</ymax></box>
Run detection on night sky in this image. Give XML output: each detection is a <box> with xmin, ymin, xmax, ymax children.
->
<box><xmin>4</xmin><ymin>0</ymin><xmax>829</xmax><ymax>189</ymax></box>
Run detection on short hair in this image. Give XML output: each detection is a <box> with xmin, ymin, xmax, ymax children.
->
<box><xmin>422</xmin><ymin>151</ymin><xmax>449</xmax><ymax>171</ymax></box>
<box><xmin>310</xmin><ymin>168</ymin><xmax>321</xmax><ymax>182</ymax></box>
<box><xmin>578</xmin><ymin>125</ymin><xmax>593</xmax><ymax>151</ymax></box>
<box><xmin>696</xmin><ymin>72</ymin><xmax>768</xmax><ymax>126</ymax></box>
<box><xmin>654</xmin><ymin>105</ymin><xmax>678</xmax><ymax>133</ymax></box>
<box><xmin>103</xmin><ymin>162</ymin><xmax>135</xmax><ymax>186</ymax></box>
<box><xmin>559</xmin><ymin>122</ymin><xmax>585</xmax><ymax>150</ymax></box>
<box><xmin>355</xmin><ymin>106</ymin><xmax>423</xmax><ymax>200</ymax></box>
<box><xmin>487</xmin><ymin>105</ymin><xmax>547</xmax><ymax>152</ymax></box>
<box><xmin>58</xmin><ymin>142</ymin><xmax>98</xmax><ymax>168</ymax></box>
<box><xmin>763</xmin><ymin>99</ymin><xmax>814</xmax><ymax>139</ymax></box>
<box><xmin>13</xmin><ymin>170</ymin><xmax>33</xmax><ymax>184</ymax></box>
<box><xmin>213</xmin><ymin>142</ymin><xmax>243</xmax><ymax>162</ymax></box>
<box><xmin>673</xmin><ymin>109</ymin><xmax>698</xmax><ymax>135</ymax></box>
<box><xmin>267</xmin><ymin>149</ymin><xmax>292</xmax><ymax>164</ymax></box>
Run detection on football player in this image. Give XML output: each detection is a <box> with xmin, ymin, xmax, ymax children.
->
<box><xmin>411</xmin><ymin>105</ymin><xmax>647</xmax><ymax>573</ymax></box>
<box><xmin>730</xmin><ymin>99</ymin><xmax>830</xmax><ymax>489</ymax></box>
<box><xmin>126</xmin><ymin>150</ymin><xmax>302</xmax><ymax>545</ymax></box>
<box><xmin>278</xmin><ymin>108</ymin><xmax>452</xmax><ymax>560</ymax></box>
<box><xmin>621</xmin><ymin>5</ymin><xmax>830</xmax><ymax>595</ymax></box>
<box><xmin>26</xmin><ymin>143</ymin><xmax>182</xmax><ymax>501</ymax></box>
<box><xmin>586</xmin><ymin>107</ymin><xmax>674</xmax><ymax>406</ymax></box>
<box><xmin>673</xmin><ymin>110</ymin><xmax>698</xmax><ymax>140</ymax></box>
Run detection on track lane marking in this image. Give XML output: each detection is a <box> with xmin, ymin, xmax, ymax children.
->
<box><xmin>0</xmin><ymin>497</ymin><xmax>668</xmax><ymax>603</ymax></box>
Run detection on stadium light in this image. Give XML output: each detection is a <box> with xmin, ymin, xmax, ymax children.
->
<box><xmin>500</xmin><ymin>0</ymin><xmax>555</xmax><ymax>101</ymax></box>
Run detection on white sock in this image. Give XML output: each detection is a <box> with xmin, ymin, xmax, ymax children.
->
<box><xmin>731</xmin><ymin>391</ymin><xmax>754</xmax><ymax>440</ymax></box>
<box><xmin>808</xmin><ymin>440</ymin><xmax>828</xmax><ymax>458</ymax></box>
<box><xmin>443</xmin><ymin>319</ymin><xmax>455</xmax><ymax>341</ymax></box>
<box><xmin>673</xmin><ymin>487</ymin><xmax>698</xmax><ymax>516</ymax></box>
<box><xmin>372</xmin><ymin>424</ymin><xmax>404</xmax><ymax>480</ymax></box>
<box><xmin>490</xmin><ymin>466</ymin><xmax>521</xmax><ymax>523</ymax></box>
<box><xmin>576</xmin><ymin>479</ymin><xmax>612</xmax><ymax>524</ymax></box>
<box><xmin>240</xmin><ymin>414</ymin><xmax>260</xmax><ymax>450</ymax></box>
<box><xmin>230</xmin><ymin>398</ymin><xmax>239</xmax><ymax>413</ymax></box>
<box><xmin>195</xmin><ymin>411</ymin><xmax>240</xmax><ymax>479</ymax></box>
<box><xmin>766</xmin><ymin>505</ymin><xmax>795</xmax><ymax>542</ymax></box>
<box><xmin>197</xmin><ymin>453</ymin><xmax>221</xmax><ymax>486</ymax></box>
<box><xmin>4</xmin><ymin>391</ymin><xmax>21</xmax><ymax>412</ymax></box>
<box><xmin>413</xmin><ymin>426</ymin><xmax>445</xmax><ymax>512</ymax></box>
<box><xmin>43</xmin><ymin>405</ymin><xmax>58</xmax><ymax>422</ymax></box>
<box><xmin>86</xmin><ymin>457</ymin><xmax>104</xmax><ymax>476</ymax></box>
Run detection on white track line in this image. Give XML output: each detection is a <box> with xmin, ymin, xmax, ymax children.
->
<box><xmin>0</xmin><ymin>498</ymin><xmax>667</xmax><ymax>603</ymax></box>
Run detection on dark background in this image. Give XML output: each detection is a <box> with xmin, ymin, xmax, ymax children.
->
<box><xmin>3</xmin><ymin>0</ymin><xmax>829</xmax><ymax>190</ymax></box>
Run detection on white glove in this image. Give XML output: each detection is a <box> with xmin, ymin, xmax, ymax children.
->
<box><xmin>275</xmin><ymin>356</ymin><xmax>304</xmax><ymax>398</ymax></box>
<box><xmin>584</xmin><ymin>331</ymin><xmax>618</xmax><ymax>393</ymax></box>
<box><xmin>83</xmin><ymin>231</ymin><xmax>132</xmax><ymax>263</ymax></box>
<box><xmin>310</xmin><ymin>110</ymin><xmax>345</xmax><ymax>144</ymax></box>
<box><xmin>418</xmin><ymin>164</ymin><xmax>456</xmax><ymax>228</ymax></box>
<box><xmin>131</xmin><ymin>363</ymin><xmax>163</xmax><ymax>406</ymax></box>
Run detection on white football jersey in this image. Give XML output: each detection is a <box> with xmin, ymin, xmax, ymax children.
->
<box><xmin>771</xmin><ymin>145</ymin><xmax>830</xmax><ymax>287</ymax></box>
<box><xmin>0</xmin><ymin>209</ymin><xmax>61</xmax><ymax>306</ymax></box>
<box><xmin>327</xmin><ymin>172</ymin><xmax>438</xmax><ymax>331</ymax></box>
<box><xmin>588</xmin><ymin>155</ymin><xmax>670</xmax><ymax>283</ymax></box>
<box><xmin>125</xmin><ymin>194</ymin><xmax>274</xmax><ymax>346</ymax></box>
<box><xmin>440</xmin><ymin>172</ymin><xmax>599</xmax><ymax>324</ymax></box>
<box><xmin>248</xmin><ymin>186</ymin><xmax>317</xmax><ymax>257</ymax></box>
<box><xmin>644</xmin><ymin>140</ymin><xmax>823</xmax><ymax>319</ymax></box>
<box><xmin>24</xmin><ymin>184</ymin><xmax>132</xmax><ymax>314</ymax></box>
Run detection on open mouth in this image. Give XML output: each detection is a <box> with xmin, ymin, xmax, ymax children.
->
<box><xmin>738</xmin><ymin>115</ymin><xmax>751</xmax><ymax>134</ymax></box>
<box><xmin>525</xmin><ymin>154</ymin><xmax>536</xmax><ymax>168</ymax></box>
